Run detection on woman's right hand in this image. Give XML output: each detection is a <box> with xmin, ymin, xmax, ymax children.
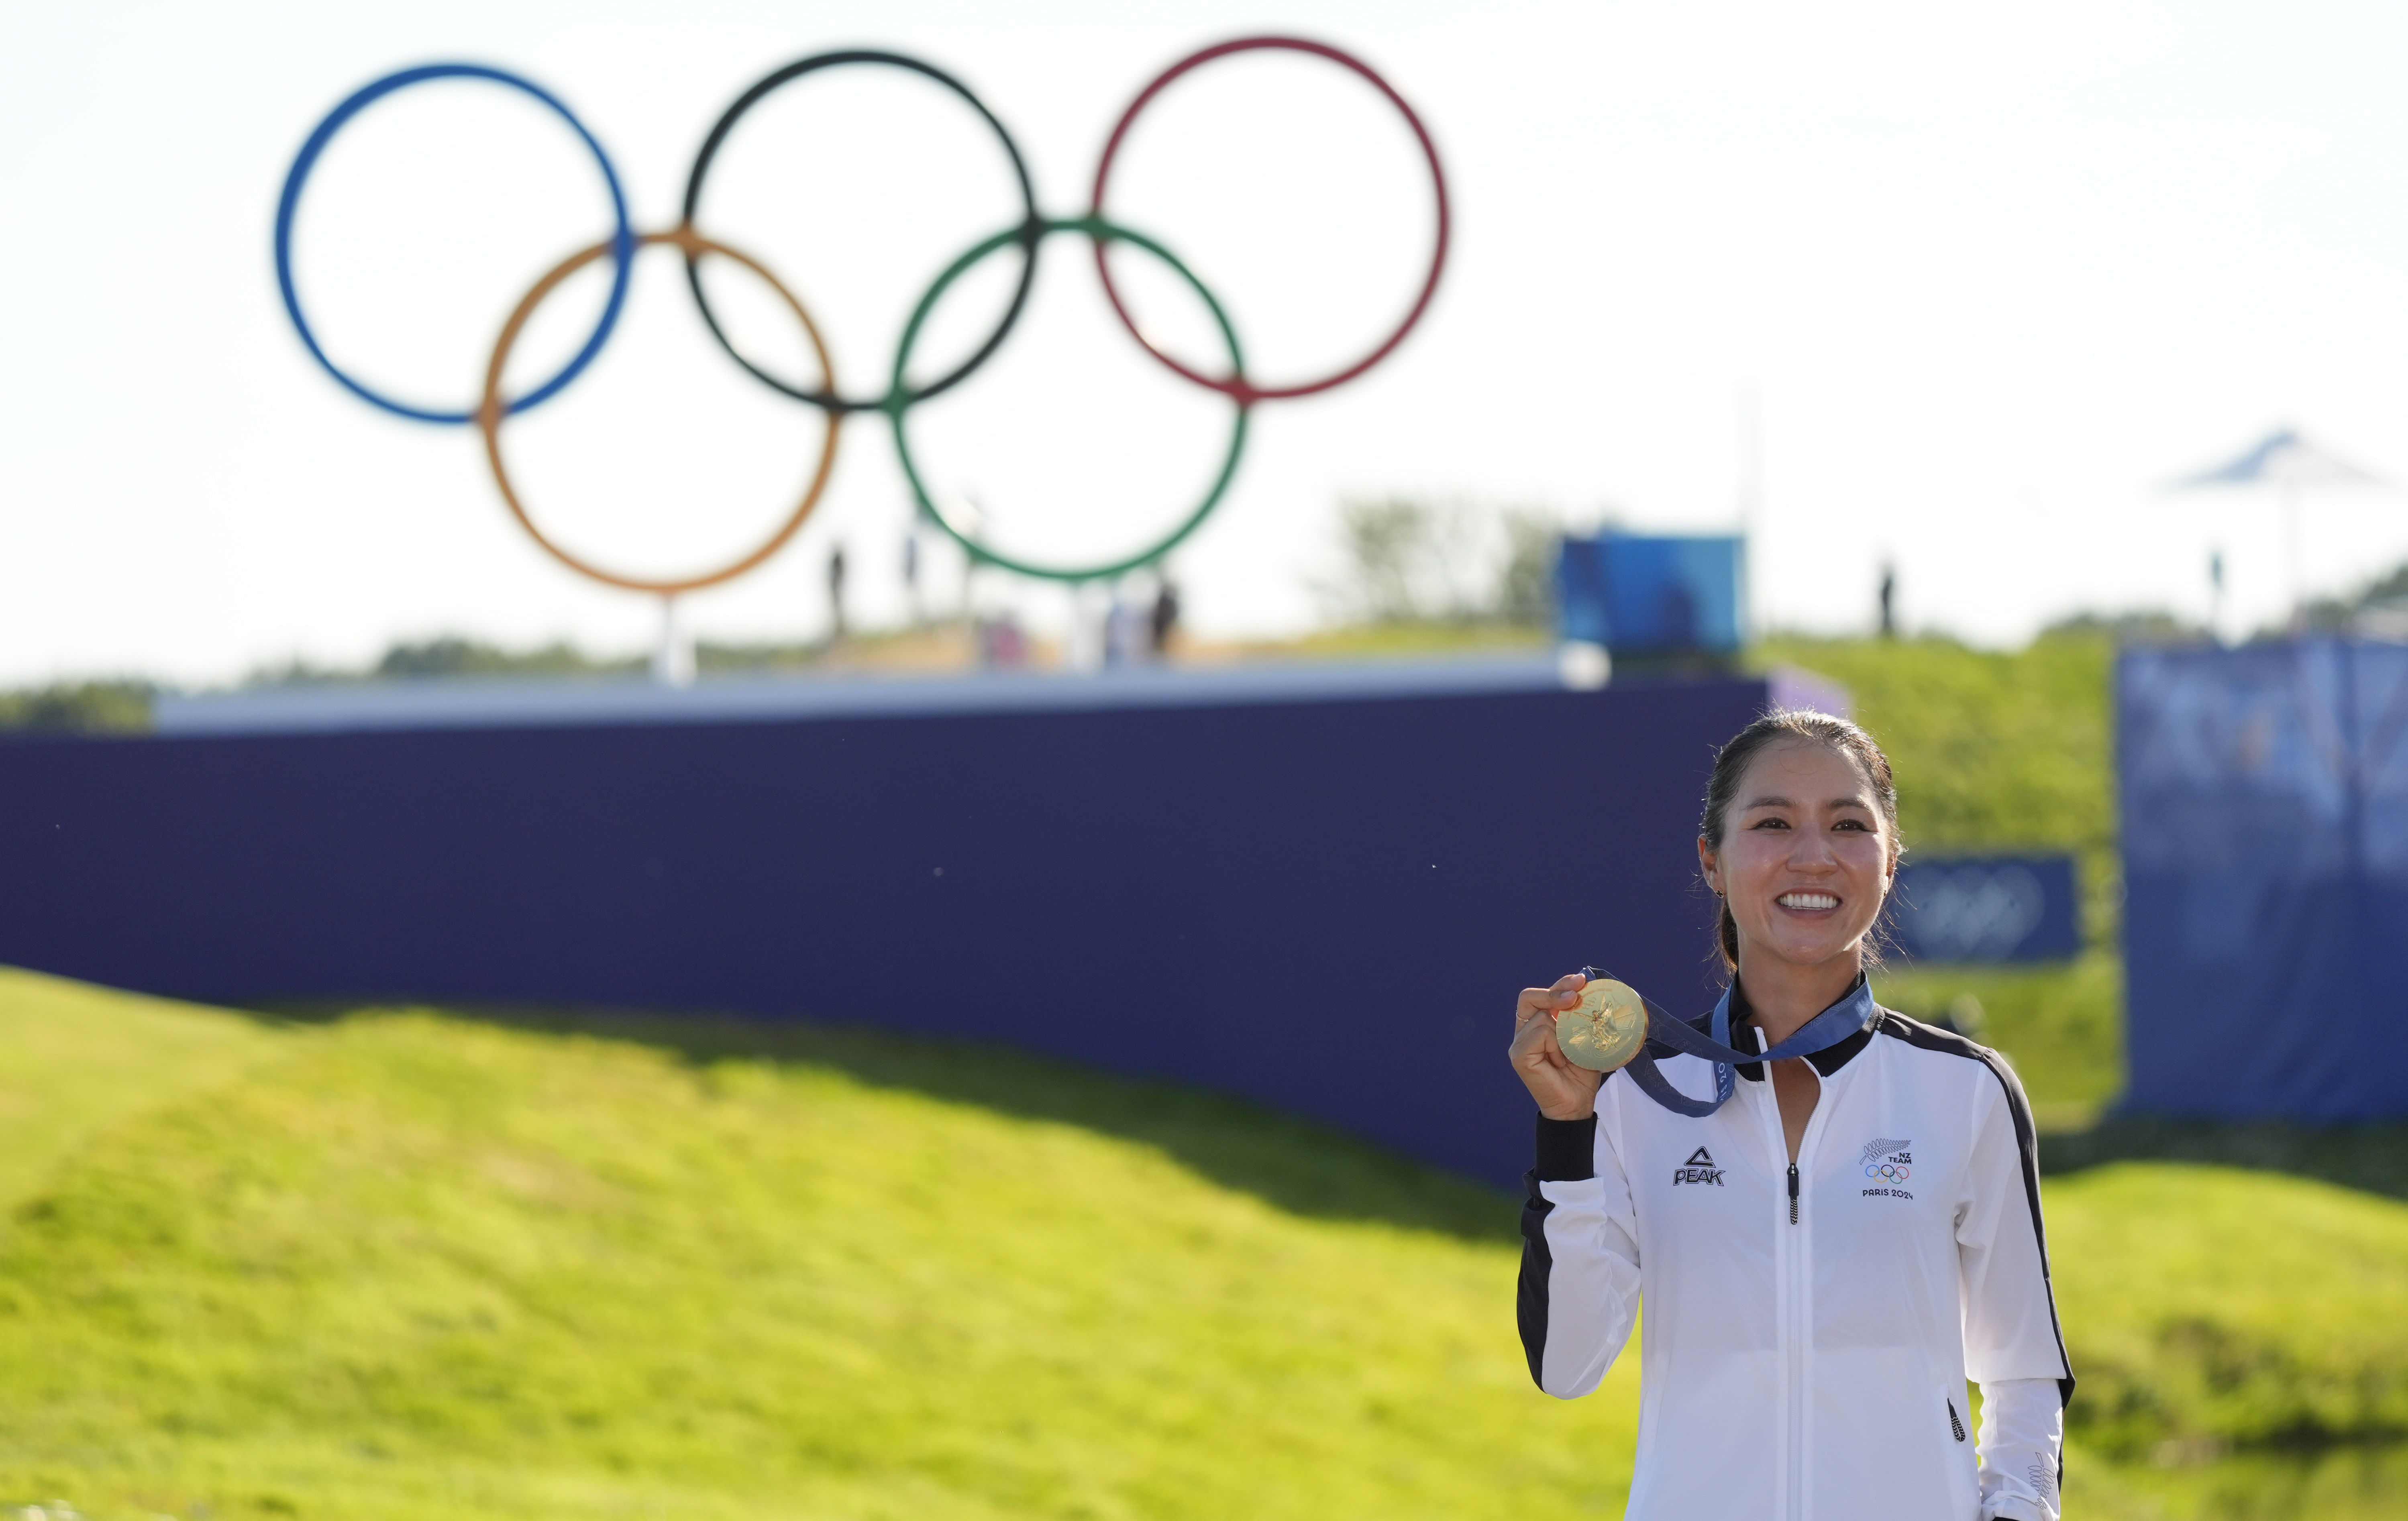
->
<box><xmin>1509</xmin><ymin>972</ymin><xmax>1608</xmax><ymax>1121</ymax></box>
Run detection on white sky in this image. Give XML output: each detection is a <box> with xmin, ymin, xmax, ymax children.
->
<box><xmin>6</xmin><ymin>0</ymin><xmax>2408</xmax><ymax>685</ymax></box>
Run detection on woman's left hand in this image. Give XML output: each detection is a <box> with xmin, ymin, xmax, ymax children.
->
<box><xmin>1509</xmin><ymin>972</ymin><xmax>1606</xmax><ymax>1120</ymax></box>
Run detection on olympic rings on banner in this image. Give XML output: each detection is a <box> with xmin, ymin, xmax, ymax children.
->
<box><xmin>679</xmin><ymin>50</ymin><xmax>1044</xmax><ymax>416</ymax></box>
<box><xmin>275</xmin><ymin>64</ymin><xmax>636</xmax><ymax>424</ymax></box>
<box><xmin>1088</xmin><ymin>36</ymin><xmax>1451</xmax><ymax>405</ymax></box>
<box><xmin>275</xmin><ymin>38</ymin><xmax>1447</xmax><ymax>593</ymax></box>
<box><xmin>477</xmin><ymin>228</ymin><xmax>841</xmax><ymax>596</ymax></box>
<box><xmin>893</xmin><ymin>216</ymin><xmax>1247</xmax><ymax>582</ymax></box>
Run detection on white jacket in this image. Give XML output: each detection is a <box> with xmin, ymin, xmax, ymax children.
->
<box><xmin>1518</xmin><ymin>996</ymin><xmax>2073</xmax><ymax>1521</ymax></box>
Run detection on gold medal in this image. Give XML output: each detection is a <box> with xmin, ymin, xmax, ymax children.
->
<box><xmin>1558</xmin><ymin>977</ymin><xmax>1647</xmax><ymax>1072</ymax></box>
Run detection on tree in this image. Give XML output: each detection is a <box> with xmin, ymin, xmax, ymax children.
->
<box><xmin>1319</xmin><ymin>496</ymin><xmax>1562</xmax><ymax>627</ymax></box>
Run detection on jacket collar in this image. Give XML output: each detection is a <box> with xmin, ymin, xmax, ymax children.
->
<box><xmin>1724</xmin><ymin>972</ymin><xmax>1878</xmax><ymax>1082</ymax></box>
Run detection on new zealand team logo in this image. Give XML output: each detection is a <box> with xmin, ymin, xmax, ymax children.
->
<box><xmin>1673</xmin><ymin>1146</ymin><xmax>1725</xmax><ymax>1187</ymax></box>
<box><xmin>1861</xmin><ymin>1138</ymin><xmax>1913</xmax><ymax>1198</ymax></box>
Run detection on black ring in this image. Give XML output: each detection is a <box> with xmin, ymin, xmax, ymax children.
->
<box><xmin>681</xmin><ymin>50</ymin><xmax>1043</xmax><ymax>416</ymax></box>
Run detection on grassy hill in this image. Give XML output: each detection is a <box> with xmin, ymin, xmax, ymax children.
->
<box><xmin>0</xmin><ymin>969</ymin><xmax>1638</xmax><ymax>1521</ymax></box>
<box><xmin>2</xmin><ymin>968</ymin><xmax>2405</xmax><ymax>1521</ymax></box>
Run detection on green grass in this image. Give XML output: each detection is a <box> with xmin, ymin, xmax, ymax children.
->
<box><xmin>1232</xmin><ymin>619</ymin><xmax>1549</xmax><ymax>662</ymax></box>
<box><xmin>0</xmin><ymin>970</ymin><xmax>1639</xmax><ymax>1521</ymax></box>
<box><xmin>1874</xmin><ymin>951</ymin><xmax>2125</xmax><ymax>1129</ymax></box>
<box><xmin>0</xmin><ymin>967</ymin><xmax>281</xmax><ymax>1208</ymax></box>
<box><xmin>2048</xmin><ymin>1165</ymin><xmax>2408</xmax><ymax>1456</ymax></box>
<box><xmin>2071</xmin><ymin>1444</ymin><xmax>2408</xmax><ymax>1521</ymax></box>
<box><xmin>2047</xmin><ymin>1120</ymin><xmax>2408</xmax><ymax>1205</ymax></box>
<box><xmin>3</xmin><ymin>969</ymin><xmax>2406</xmax><ymax>1520</ymax></box>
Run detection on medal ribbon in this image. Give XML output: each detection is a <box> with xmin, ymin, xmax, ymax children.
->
<box><xmin>1582</xmin><ymin>969</ymin><xmax>1880</xmax><ymax>1118</ymax></box>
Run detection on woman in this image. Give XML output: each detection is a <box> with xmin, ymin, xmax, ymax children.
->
<box><xmin>1510</xmin><ymin>710</ymin><xmax>2071</xmax><ymax>1521</ymax></box>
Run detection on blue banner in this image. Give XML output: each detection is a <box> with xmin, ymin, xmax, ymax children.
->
<box><xmin>1556</xmin><ymin>533</ymin><xmax>1743</xmax><ymax>654</ymax></box>
<box><xmin>2121</xmin><ymin>639</ymin><xmax>2408</xmax><ymax>1121</ymax></box>
<box><xmin>1891</xmin><ymin>856</ymin><xmax>2080</xmax><ymax>963</ymax></box>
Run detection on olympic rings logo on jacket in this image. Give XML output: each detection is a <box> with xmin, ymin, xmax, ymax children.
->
<box><xmin>272</xmin><ymin>39</ymin><xmax>1450</xmax><ymax>594</ymax></box>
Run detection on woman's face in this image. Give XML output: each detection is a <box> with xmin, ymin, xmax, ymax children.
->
<box><xmin>1698</xmin><ymin>739</ymin><xmax>1893</xmax><ymax>971</ymax></box>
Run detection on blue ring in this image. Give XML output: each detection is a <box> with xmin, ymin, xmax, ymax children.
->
<box><xmin>272</xmin><ymin>63</ymin><xmax>636</xmax><ymax>425</ymax></box>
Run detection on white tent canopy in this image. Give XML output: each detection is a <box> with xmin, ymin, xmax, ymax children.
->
<box><xmin>2172</xmin><ymin>426</ymin><xmax>2392</xmax><ymax>491</ymax></box>
<box><xmin>2169</xmin><ymin>427</ymin><xmax>2395</xmax><ymax>632</ymax></box>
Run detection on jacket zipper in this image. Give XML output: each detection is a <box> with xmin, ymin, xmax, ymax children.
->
<box><xmin>1761</xmin><ymin>1077</ymin><xmax>1808</xmax><ymax>1521</ymax></box>
<box><xmin>1772</xmin><ymin>1064</ymin><xmax>1832</xmax><ymax>1521</ymax></box>
<box><xmin>1948</xmin><ymin>1397</ymin><xmax>1968</xmax><ymax>1442</ymax></box>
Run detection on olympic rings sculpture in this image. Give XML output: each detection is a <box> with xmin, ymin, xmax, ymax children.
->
<box><xmin>273</xmin><ymin>38</ymin><xmax>1450</xmax><ymax>590</ymax></box>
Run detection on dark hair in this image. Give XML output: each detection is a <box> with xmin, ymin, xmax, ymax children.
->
<box><xmin>1698</xmin><ymin>709</ymin><xmax>1903</xmax><ymax>971</ymax></box>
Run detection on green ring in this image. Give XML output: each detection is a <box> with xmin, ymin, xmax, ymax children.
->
<box><xmin>887</xmin><ymin>214</ymin><xmax>1250</xmax><ymax>582</ymax></box>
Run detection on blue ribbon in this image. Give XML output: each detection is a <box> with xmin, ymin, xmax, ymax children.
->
<box><xmin>1582</xmin><ymin>969</ymin><xmax>1879</xmax><ymax>1118</ymax></box>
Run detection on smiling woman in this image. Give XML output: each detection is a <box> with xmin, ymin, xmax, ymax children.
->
<box><xmin>1506</xmin><ymin>711</ymin><xmax>2076</xmax><ymax>1521</ymax></box>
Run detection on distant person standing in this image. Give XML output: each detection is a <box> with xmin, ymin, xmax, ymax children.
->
<box><xmin>2208</xmin><ymin>550</ymin><xmax>2226</xmax><ymax>645</ymax></box>
<box><xmin>827</xmin><ymin>545</ymin><xmax>848</xmax><ymax>645</ymax></box>
<box><xmin>978</xmin><ymin>613</ymin><xmax>1028</xmax><ymax>670</ymax></box>
<box><xmin>1878</xmin><ymin>564</ymin><xmax>1897</xmax><ymax>638</ymax></box>
<box><xmin>1149</xmin><ymin>580</ymin><xmax>1181</xmax><ymax>660</ymax></box>
<box><xmin>1103</xmin><ymin>594</ymin><xmax>1143</xmax><ymax>668</ymax></box>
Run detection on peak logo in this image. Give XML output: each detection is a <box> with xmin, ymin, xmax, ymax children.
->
<box><xmin>1673</xmin><ymin>1146</ymin><xmax>1725</xmax><ymax>1187</ymax></box>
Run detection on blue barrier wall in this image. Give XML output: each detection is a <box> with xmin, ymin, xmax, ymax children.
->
<box><xmin>2121</xmin><ymin>641</ymin><xmax>2408</xmax><ymax>1121</ymax></box>
<box><xmin>0</xmin><ymin>676</ymin><xmax>1768</xmax><ymax>1187</ymax></box>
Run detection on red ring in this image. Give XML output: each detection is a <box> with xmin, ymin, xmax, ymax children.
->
<box><xmin>1088</xmin><ymin>36</ymin><xmax>1450</xmax><ymax>405</ymax></box>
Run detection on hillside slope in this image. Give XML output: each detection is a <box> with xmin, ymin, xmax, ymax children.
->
<box><xmin>0</xmin><ymin>966</ymin><xmax>279</xmax><ymax>1209</ymax></box>
<box><xmin>0</xmin><ymin>969</ymin><xmax>2402</xmax><ymax>1521</ymax></box>
<box><xmin>0</xmin><ymin>973</ymin><xmax>1640</xmax><ymax>1521</ymax></box>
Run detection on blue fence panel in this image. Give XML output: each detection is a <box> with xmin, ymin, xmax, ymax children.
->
<box><xmin>2119</xmin><ymin>640</ymin><xmax>2408</xmax><ymax>1121</ymax></box>
<box><xmin>0</xmin><ymin>678</ymin><xmax>1771</xmax><ymax>1186</ymax></box>
<box><xmin>1892</xmin><ymin>856</ymin><xmax>2080</xmax><ymax>962</ymax></box>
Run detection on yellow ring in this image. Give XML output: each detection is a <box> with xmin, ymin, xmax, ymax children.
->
<box><xmin>476</xmin><ymin>226</ymin><xmax>841</xmax><ymax>595</ymax></box>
